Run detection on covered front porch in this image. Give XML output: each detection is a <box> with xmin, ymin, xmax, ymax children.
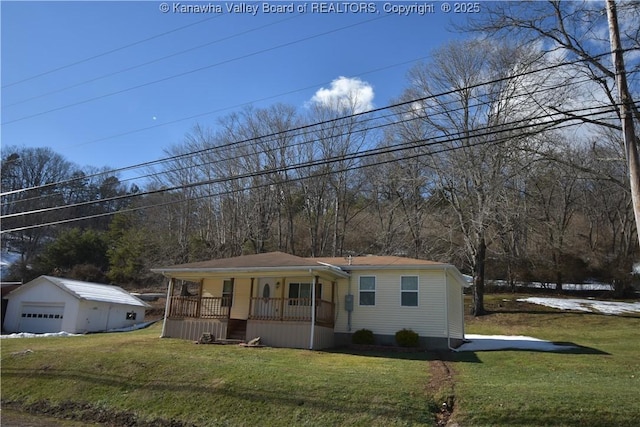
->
<box><xmin>167</xmin><ymin>294</ymin><xmax>335</xmax><ymax>326</ymax></box>
<box><xmin>155</xmin><ymin>254</ymin><xmax>349</xmax><ymax>349</ymax></box>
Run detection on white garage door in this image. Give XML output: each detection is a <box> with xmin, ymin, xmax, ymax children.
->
<box><xmin>19</xmin><ymin>303</ymin><xmax>65</xmax><ymax>333</ymax></box>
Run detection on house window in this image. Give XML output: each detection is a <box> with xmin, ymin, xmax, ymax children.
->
<box><xmin>222</xmin><ymin>280</ymin><xmax>234</xmax><ymax>307</ymax></box>
<box><xmin>289</xmin><ymin>283</ymin><xmax>311</xmax><ymax>305</ymax></box>
<box><xmin>359</xmin><ymin>276</ymin><xmax>376</xmax><ymax>306</ymax></box>
<box><xmin>401</xmin><ymin>276</ymin><xmax>419</xmax><ymax>307</ymax></box>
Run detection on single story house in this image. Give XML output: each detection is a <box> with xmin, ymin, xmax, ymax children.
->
<box><xmin>152</xmin><ymin>252</ymin><xmax>469</xmax><ymax>350</ymax></box>
<box><xmin>3</xmin><ymin>276</ymin><xmax>150</xmax><ymax>334</ymax></box>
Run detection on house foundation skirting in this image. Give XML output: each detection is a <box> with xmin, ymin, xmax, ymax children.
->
<box><xmin>163</xmin><ymin>318</ymin><xmax>227</xmax><ymax>341</ymax></box>
<box><xmin>333</xmin><ymin>332</ymin><xmax>464</xmax><ymax>350</ymax></box>
<box><xmin>246</xmin><ymin>320</ymin><xmax>334</xmax><ymax>349</ymax></box>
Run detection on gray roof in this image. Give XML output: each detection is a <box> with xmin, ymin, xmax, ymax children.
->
<box><xmin>37</xmin><ymin>276</ymin><xmax>150</xmax><ymax>308</ymax></box>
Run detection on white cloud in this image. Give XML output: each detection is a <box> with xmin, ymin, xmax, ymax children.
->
<box><xmin>309</xmin><ymin>76</ymin><xmax>374</xmax><ymax>113</ymax></box>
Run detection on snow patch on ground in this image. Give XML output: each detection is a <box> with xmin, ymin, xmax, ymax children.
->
<box><xmin>0</xmin><ymin>321</ymin><xmax>155</xmax><ymax>339</ymax></box>
<box><xmin>457</xmin><ymin>334</ymin><xmax>577</xmax><ymax>352</ymax></box>
<box><xmin>518</xmin><ymin>297</ymin><xmax>640</xmax><ymax>315</ymax></box>
<box><xmin>490</xmin><ymin>280</ymin><xmax>613</xmax><ymax>291</ymax></box>
<box><xmin>1</xmin><ymin>331</ymin><xmax>82</xmax><ymax>339</ymax></box>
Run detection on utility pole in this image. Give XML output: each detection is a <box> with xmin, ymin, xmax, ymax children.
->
<box><xmin>606</xmin><ymin>0</ymin><xmax>640</xmax><ymax>249</ymax></box>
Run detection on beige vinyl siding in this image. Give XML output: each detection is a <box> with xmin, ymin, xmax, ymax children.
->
<box><xmin>202</xmin><ymin>278</ymin><xmax>221</xmax><ymax>298</ymax></box>
<box><xmin>202</xmin><ymin>278</ymin><xmax>251</xmax><ymax>319</ymax></box>
<box><xmin>335</xmin><ymin>269</ymin><xmax>448</xmax><ymax>338</ymax></box>
<box><xmin>333</xmin><ymin>278</ymin><xmax>349</xmax><ymax>332</ymax></box>
<box><xmin>230</xmin><ymin>278</ymin><xmax>251</xmax><ymax>319</ymax></box>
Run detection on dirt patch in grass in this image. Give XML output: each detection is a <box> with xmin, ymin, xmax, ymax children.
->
<box><xmin>425</xmin><ymin>354</ymin><xmax>457</xmax><ymax>427</ymax></box>
<box><xmin>1</xmin><ymin>399</ymin><xmax>196</xmax><ymax>427</ymax></box>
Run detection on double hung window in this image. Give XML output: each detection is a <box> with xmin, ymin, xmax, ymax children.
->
<box><xmin>401</xmin><ymin>276</ymin><xmax>418</xmax><ymax>306</ymax></box>
<box><xmin>222</xmin><ymin>280</ymin><xmax>234</xmax><ymax>307</ymax></box>
<box><xmin>359</xmin><ymin>276</ymin><xmax>376</xmax><ymax>306</ymax></box>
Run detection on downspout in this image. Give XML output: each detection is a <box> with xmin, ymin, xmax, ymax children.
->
<box><xmin>309</xmin><ymin>271</ymin><xmax>317</xmax><ymax>350</ymax></box>
<box><xmin>460</xmin><ymin>274</ymin><xmax>466</xmax><ymax>343</ymax></box>
<box><xmin>160</xmin><ymin>277</ymin><xmax>175</xmax><ymax>338</ymax></box>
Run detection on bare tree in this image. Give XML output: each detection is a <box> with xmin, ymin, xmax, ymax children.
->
<box><xmin>303</xmin><ymin>89</ymin><xmax>371</xmax><ymax>256</ymax></box>
<box><xmin>1</xmin><ymin>146</ymin><xmax>75</xmax><ymax>271</ymax></box>
<box><xmin>401</xmin><ymin>40</ymin><xmax>551</xmax><ymax>315</ymax></box>
<box><xmin>466</xmin><ymin>0</ymin><xmax>640</xmax><ymax>248</ymax></box>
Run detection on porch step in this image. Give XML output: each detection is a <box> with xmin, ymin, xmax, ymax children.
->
<box><xmin>227</xmin><ymin>319</ymin><xmax>247</xmax><ymax>341</ymax></box>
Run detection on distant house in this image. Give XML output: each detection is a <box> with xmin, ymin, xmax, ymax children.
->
<box><xmin>152</xmin><ymin>252</ymin><xmax>469</xmax><ymax>350</ymax></box>
<box><xmin>2</xmin><ymin>276</ymin><xmax>150</xmax><ymax>334</ymax></box>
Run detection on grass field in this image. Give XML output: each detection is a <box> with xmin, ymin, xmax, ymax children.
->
<box><xmin>454</xmin><ymin>295</ymin><xmax>640</xmax><ymax>426</ymax></box>
<box><xmin>1</xmin><ymin>323</ymin><xmax>435</xmax><ymax>426</ymax></box>
<box><xmin>2</xmin><ymin>294</ymin><xmax>639</xmax><ymax>426</ymax></box>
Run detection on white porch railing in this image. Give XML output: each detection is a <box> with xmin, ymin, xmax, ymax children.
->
<box><xmin>249</xmin><ymin>297</ymin><xmax>334</xmax><ymax>325</ymax></box>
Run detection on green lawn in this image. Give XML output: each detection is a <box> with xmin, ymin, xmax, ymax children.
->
<box><xmin>2</xmin><ymin>295</ymin><xmax>639</xmax><ymax>426</ymax></box>
<box><xmin>452</xmin><ymin>295</ymin><xmax>640</xmax><ymax>426</ymax></box>
<box><xmin>1</xmin><ymin>323</ymin><xmax>434</xmax><ymax>426</ymax></box>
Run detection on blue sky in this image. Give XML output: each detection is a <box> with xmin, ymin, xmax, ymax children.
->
<box><xmin>2</xmin><ymin>1</ymin><xmax>470</xmax><ymax>172</ymax></box>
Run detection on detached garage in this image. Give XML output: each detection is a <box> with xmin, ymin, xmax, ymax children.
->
<box><xmin>3</xmin><ymin>276</ymin><xmax>150</xmax><ymax>334</ymax></box>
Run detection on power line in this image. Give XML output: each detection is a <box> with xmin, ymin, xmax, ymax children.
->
<box><xmin>1</xmin><ymin>64</ymin><xmax>604</xmax><ymax>201</ymax></box>
<box><xmin>1</xmin><ymin>48</ymin><xmax>626</xmax><ymax>213</ymax></box>
<box><xmin>2</xmin><ymin>14</ymin><xmax>389</xmax><ymax>125</ymax></box>
<box><xmin>65</xmin><ymin>54</ymin><xmax>432</xmax><ymax>149</ymax></box>
<box><xmin>1</xmin><ymin>15</ymin><xmax>221</xmax><ymax>89</ymax></box>
<box><xmin>1</xmin><ymin>58</ymin><xmax>622</xmax><ymax>213</ymax></box>
<box><xmin>0</xmin><ymin>109</ymin><xmax>613</xmax><ymax>234</ymax></box>
<box><xmin>1</xmin><ymin>103</ymin><xmax>621</xmax><ymax>225</ymax></box>
<box><xmin>1</xmin><ymin>71</ymin><xmax>608</xmax><ymax>209</ymax></box>
<box><xmin>0</xmin><ymin>46</ymin><xmax>610</xmax><ymax>202</ymax></box>
<box><xmin>3</xmin><ymin>15</ymin><xmax>302</xmax><ymax>109</ymax></box>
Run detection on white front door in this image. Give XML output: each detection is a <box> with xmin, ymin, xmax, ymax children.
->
<box><xmin>257</xmin><ymin>278</ymin><xmax>277</xmax><ymax>318</ymax></box>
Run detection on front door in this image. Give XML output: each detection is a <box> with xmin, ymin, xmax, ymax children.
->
<box><xmin>257</xmin><ymin>278</ymin><xmax>277</xmax><ymax>318</ymax></box>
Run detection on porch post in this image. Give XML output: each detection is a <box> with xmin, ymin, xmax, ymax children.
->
<box><xmin>196</xmin><ymin>279</ymin><xmax>204</xmax><ymax>318</ymax></box>
<box><xmin>228</xmin><ymin>277</ymin><xmax>234</xmax><ymax>320</ymax></box>
<box><xmin>331</xmin><ymin>281</ymin><xmax>336</xmax><ymax>325</ymax></box>
<box><xmin>279</xmin><ymin>276</ymin><xmax>285</xmax><ymax>321</ymax></box>
<box><xmin>249</xmin><ymin>278</ymin><xmax>254</xmax><ymax>319</ymax></box>
<box><xmin>160</xmin><ymin>277</ymin><xmax>175</xmax><ymax>338</ymax></box>
<box><xmin>309</xmin><ymin>274</ymin><xmax>318</xmax><ymax>350</ymax></box>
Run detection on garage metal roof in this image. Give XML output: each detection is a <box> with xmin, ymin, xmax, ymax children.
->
<box><xmin>43</xmin><ymin>276</ymin><xmax>150</xmax><ymax>307</ymax></box>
